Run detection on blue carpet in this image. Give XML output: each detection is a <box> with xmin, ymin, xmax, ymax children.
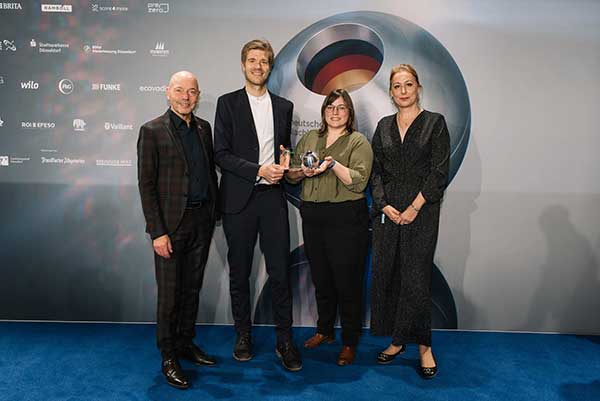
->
<box><xmin>0</xmin><ymin>323</ymin><xmax>598</xmax><ymax>401</ymax></box>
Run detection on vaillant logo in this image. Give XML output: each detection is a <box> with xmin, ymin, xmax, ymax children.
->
<box><xmin>1</xmin><ymin>40</ymin><xmax>17</xmax><ymax>51</ymax></box>
<box><xmin>58</xmin><ymin>78</ymin><xmax>74</xmax><ymax>94</ymax></box>
<box><xmin>147</xmin><ymin>3</ymin><xmax>169</xmax><ymax>13</ymax></box>
<box><xmin>104</xmin><ymin>122</ymin><xmax>133</xmax><ymax>131</ymax></box>
<box><xmin>41</xmin><ymin>4</ymin><xmax>72</xmax><ymax>13</ymax></box>
<box><xmin>73</xmin><ymin>119</ymin><xmax>86</xmax><ymax>131</ymax></box>
<box><xmin>0</xmin><ymin>3</ymin><xmax>22</xmax><ymax>10</ymax></box>
<box><xmin>21</xmin><ymin>80</ymin><xmax>40</xmax><ymax>90</ymax></box>
<box><xmin>91</xmin><ymin>82</ymin><xmax>121</xmax><ymax>91</ymax></box>
<box><xmin>150</xmin><ymin>41</ymin><xmax>169</xmax><ymax>57</ymax></box>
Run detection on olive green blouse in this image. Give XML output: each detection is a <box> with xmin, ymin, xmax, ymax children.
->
<box><xmin>287</xmin><ymin>129</ymin><xmax>373</xmax><ymax>203</ymax></box>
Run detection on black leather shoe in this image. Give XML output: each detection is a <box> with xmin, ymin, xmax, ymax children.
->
<box><xmin>233</xmin><ymin>333</ymin><xmax>253</xmax><ymax>362</ymax></box>
<box><xmin>275</xmin><ymin>341</ymin><xmax>302</xmax><ymax>372</ymax></box>
<box><xmin>161</xmin><ymin>358</ymin><xmax>189</xmax><ymax>389</ymax></box>
<box><xmin>179</xmin><ymin>344</ymin><xmax>217</xmax><ymax>366</ymax></box>
<box><xmin>376</xmin><ymin>344</ymin><xmax>406</xmax><ymax>364</ymax></box>
<box><xmin>420</xmin><ymin>365</ymin><xmax>438</xmax><ymax>379</ymax></box>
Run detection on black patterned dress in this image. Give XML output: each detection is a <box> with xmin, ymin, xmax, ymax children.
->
<box><xmin>369</xmin><ymin>111</ymin><xmax>450</xmax><ymax>346</ymax></box>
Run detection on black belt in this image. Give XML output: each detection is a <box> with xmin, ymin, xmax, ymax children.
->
<box><xmin>254</xmin><ymin>184</ymin><xmax>280</xmax><ymax>192</ymax></box>
<box><xmin>186</xmin><ymin>200</ymin><xmax>206</xmax><ymax>209</ymax></box>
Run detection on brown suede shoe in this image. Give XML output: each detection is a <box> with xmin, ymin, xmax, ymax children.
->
<box><xmin>303</xmin><ymin>333</ymin><xmax>335</xmax><ymax>349</ymax></box>
<box><xmin>336</xmin><ymin>345</ymin><xmax>356</xmax><ymax>366</ymax></box>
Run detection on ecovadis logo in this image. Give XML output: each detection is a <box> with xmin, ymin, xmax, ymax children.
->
<box><xmin>58</xmin><ymin>78</ymin><xmax>74</xmax><ymax>94</ymax></box>
<box><xmin>41</xmin><ymin>4</ymin><xmax>72</xmax><ymax>13</ymax></box>
<box><xmin>139</xmin><ymin>84</ymin><xmax>166</xmax><ymax>93</ymax></box>
<box><xmin>0</xmin><ymin>3</ymin><xmax>22</xmax><ymax>10</ymax></box>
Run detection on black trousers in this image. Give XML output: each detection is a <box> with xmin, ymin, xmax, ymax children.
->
<box><xmin>154</xmin><ymin>205</ymin><xmax>213</xmax><ymax>358</ymax></box>
<box><xmin>300</xmin><ymin>199</ymin><xmax>369</xmax><ymax>346</ymax></box>
<box><xmin>222</xmin><ymin>185</ymin><xmax>292</xmax><ymax>344</ymax></box>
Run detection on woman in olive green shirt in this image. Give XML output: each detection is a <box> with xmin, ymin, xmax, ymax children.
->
<box><xmin>286</xmin><ymin>89</ymin><xmax>373</xmax><ymax>366</ymax></box>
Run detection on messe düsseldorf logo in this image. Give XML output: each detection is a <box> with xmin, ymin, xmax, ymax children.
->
<box><xmin>150</xmin><ymin>42</ymin><xmax>169</xmax><ymax>57</ymax></box>
<box><xmin>147</xmin><ymin>3</ymin><xmax>168</xmax><ymax>13</ymax></box>
<box><xmin>58</xmin><ymin>78</ymin><xmax>73</xmax><ymax>94</ymax></box>
<box><xmin>73</xmin><ymin>119</ymin><xmax>86</xmax><ymax>131</ymax></box>
<box><xmin>41</xmin><ymin>4</ymin><xmax>72</xmax><ymax>12</ymax></box>
<box><xmin>1</xmin><ymin>39</ymin><xmax>16</xmax><ymax>51</ymax></box>
<box><xmin>0</xmin><ymin>3</ymin><xmax>22</xmax><ymax>10</ymax></box>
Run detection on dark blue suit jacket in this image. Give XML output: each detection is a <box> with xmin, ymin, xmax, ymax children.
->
<box><xmin>214</xmin><ymin>88</ymin><xmax>293</xmax><ymax>214</ymax></box>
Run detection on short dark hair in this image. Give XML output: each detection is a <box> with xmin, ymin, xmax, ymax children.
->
<box><xmin>318</xmin><ymin>89</ymin><xmax>356</xmax><ymax>136</ymax></box>
<box><xmin>241</xmin><ymin>39</ymin><xmax>274</xmax><ymax>66</ymax></box>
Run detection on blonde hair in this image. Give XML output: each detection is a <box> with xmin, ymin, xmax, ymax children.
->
<box><xmin>241</xmin><ymin>39</ymin><xmax>274</xmax><ymax>67</ymax></box>
<box><xmin>389</xmin><ymin>64</ymin><xmax>420</xmax><ymax>91</ymax></box>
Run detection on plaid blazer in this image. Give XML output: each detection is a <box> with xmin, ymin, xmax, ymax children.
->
<box><xmin>137</xmin><ymin>110</ymin><xmax>218</xmax><ymax>239</ymax></box>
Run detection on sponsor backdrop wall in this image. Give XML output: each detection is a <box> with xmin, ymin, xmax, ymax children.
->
<box><xmin>1</xmin><ymin>0</ymin><xmax>598</xmax><ymax>334</ymax></box>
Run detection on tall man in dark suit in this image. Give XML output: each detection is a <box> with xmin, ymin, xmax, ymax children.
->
<box><xmin>214</xmin><ymin>39</ymin><xmax>302</xmax><ymax>371</ymax></box>
<box><xmin>138</xmin><ymin>71</ymin><xmax>219</xmax><ymax>389</ymax></box>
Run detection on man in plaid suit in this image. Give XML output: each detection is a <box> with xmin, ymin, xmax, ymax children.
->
<box><xmin>137</xmin><ymin>71</ymin><xmax>219</xmax><ymax>390</ymax></box>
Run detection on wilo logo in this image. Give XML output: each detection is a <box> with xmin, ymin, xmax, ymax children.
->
<box><xmin>21</xmin><ymin>80</ymin><xmax>39</xmax><ymax>90</ymax></box>
<box><xmin>73</xmin><ymin>119</ymin><xmax>86</xmax><ymax>131</ymax></box>
<box><xmin>58</xmin><ymin>78</ymin><xmax>73</xmax><ymax>94</ymax></box>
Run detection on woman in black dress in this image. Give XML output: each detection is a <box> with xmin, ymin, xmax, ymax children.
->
<box><xmin>369</xmin><ymin>64</ymin><xmax>450</xmax><ymax>379</ymax></box>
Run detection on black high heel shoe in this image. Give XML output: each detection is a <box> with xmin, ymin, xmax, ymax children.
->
<box><xmin>376</xmin><ymin>344</ymin><xmax>406</xmax><ymax>364</ymax></box>
<box><xmin>420</xmin><ymin>365</ymin><xmax>438</xmax><ymax>379</ymax></box>
<box><xmin>419</xmin><ymin>351</ymin><xmax>438</xmax><ymax>379</ymax></box>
